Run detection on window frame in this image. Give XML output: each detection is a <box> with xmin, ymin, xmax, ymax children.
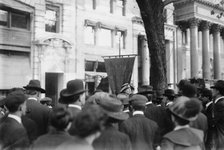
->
<box><xmin>45</xmin><ymin>4</ymin><xmax>61</xmax><ymax>33</ymax></box>
<box><xmin>0</xmin><ymin>8</ymin><xmax>30</xmax><ymax>30</ymax></box>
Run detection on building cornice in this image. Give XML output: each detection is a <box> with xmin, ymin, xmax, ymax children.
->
<box><xmin>174</xmin><ymin>0</ymin><xmax>224</xmax><ymax>12</ymax></box>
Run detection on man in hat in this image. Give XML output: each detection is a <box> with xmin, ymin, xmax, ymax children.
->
<box><xmin>59</xmin><ymin>79</ymin><xmax>86</xmax><ymax>136</ymax></box>
<box><xmin>161</xmin><ymin>96</ymin><xmax>204</xmax><ymax>150</ymax></box>
<box><xmin>0</xmin><ymin>92</ymin><xmax>30</xmax><ymax>149</ymax></box>
<box><xmin>24</xmin><ymin>79</ymin><xmax>51</xmax><ymax>138</ymax></box>
<box><xmin>163</xmin><ymin>89</ymin><xmax>176</xmax><ymax>107</ymax></box>
<box><xmin>119</xmin><ymin>94</ymin><xmax>160</xmax><ymax>150</ymax></box>
<box><xmin>40</xmin><ymin>97</ymin><xmax>52</xmax><ymax>108</ymax></box>
<box><xmin>92</xmin><ymin>92</ymin><xmax>131</xmax><ymax>150</ymax></box>
<box><xmin>205</xmin><ymin>80</ymin><xmax>224</xmax><ymax>149</ymax></box>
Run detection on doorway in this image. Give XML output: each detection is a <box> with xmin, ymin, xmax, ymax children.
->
<box><xmin>45</xmin><ymin>73</ymin><xmax>63</xmax><ymax>107</ymax></box>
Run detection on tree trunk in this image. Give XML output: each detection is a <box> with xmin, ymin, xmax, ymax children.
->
<box><xmin>136</xmin><ymin>0</ymin><xmax>167</xmax><ymax>95</ymax></box>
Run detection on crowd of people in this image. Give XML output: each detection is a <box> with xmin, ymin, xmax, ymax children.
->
<box><xmin>0</xmin><ymin>78</ymin><xmax>224</xmax><ymax>150</ymax></box>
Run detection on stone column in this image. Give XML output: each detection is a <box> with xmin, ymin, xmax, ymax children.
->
<box><xmin>140</xmin><ymin>36</ymin><xmax>150</xmax><ymax>85</ymax></box>
<box><xmin>189</xmin><ymin>18</ymin><xmax>200</xmax><ymax>78</ymax></box>
<box><xmin>176</xmin><ymin>27</ymin><xmax>183</xmax><ymax>82</ymax></box>
<box><xmin>201</xmin><ymin>21</ymin><xmax>210</xmax><ymax>79</ymax></box>
<box><xmin>212</xmin><ymin>24</ymin><xmax>221</xmax><ymax>79</ymax></box>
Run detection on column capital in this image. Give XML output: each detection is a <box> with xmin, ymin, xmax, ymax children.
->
<box><xmin>199</xmin><ymin>21</ymin><xmax>211</xmax><ymax>31</ymax></box>
<box><xmin>176</xmin><ymin>21</ymin><xmax>188</xmax><ymax>31</ymax></box>
<box><xmin>188</xmin><ymin>18</ymin><xmax>200</xmax><ymax>28</ymax></box>
<box><xmin>211</xmin><ymin>24</ymin><xmax>221</xmax><ymax>34</ymax></box>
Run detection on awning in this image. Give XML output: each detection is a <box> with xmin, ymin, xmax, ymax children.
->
<box><xmin>0</xmin><ymin>0</ymin><xmax>34</xmax><ymax>13</ymax></box>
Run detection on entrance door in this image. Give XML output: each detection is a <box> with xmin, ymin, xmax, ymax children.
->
<box><xmin>45</xmin><ymin>73</ymin><xmax>63</xmax><ymax>107</ymax></box>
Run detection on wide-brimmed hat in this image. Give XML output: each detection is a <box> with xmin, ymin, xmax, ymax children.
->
<box><xmin>137</xmin><ymin>85</ymin><xmax>154</xmax><ymax>95</ymax></box>
<box><xmin>210</xmin><ymin>80</ymin><xmax>224</xmax><ymax>91</ymax></box>
<box><xmin>129</xmin><ymin>94</ymin><xmax>147</xmax><ymax>107</ymax></box>
<box><xmin>95</xmin><ymin>93</ymin><xmax>128</xmax><ymax>120</ymax></box>
<box><xmin>23</xmin><ymin>80</ymin><xmax>46</xmax><ymax>93</ymax></box>
<box><xmin>60</xmin><ymin>79</ymin><xmax>86</xmax><ymax>97</ymax></box>
<box><xmin>163</xmin><ymin>89</ymin><xmax>176</xmax><ymax>97</ymax></box>
<box><xmin>169</xmin><ymin>96</ymin><xmax>202</xmax><ymax>121</ymax></box>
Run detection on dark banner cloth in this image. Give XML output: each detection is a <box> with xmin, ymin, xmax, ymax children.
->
<box><xmin>104</xmin><ymin>57</ymin><xmax>135</xmax><ymax>94</ymax></box>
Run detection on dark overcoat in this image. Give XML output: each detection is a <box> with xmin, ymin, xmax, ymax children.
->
<box><xmin>26</xmin><ymin>99</ymin><xmax>51</xmax><ymax>137</ymax></box>
<box><xmin>67</xmin><ymin>106</ymin><xmax>81</xmax><ymax>135</ymax></box>
<box><xmin>0</xmin><ymin>117</ymin><xmax>30</xmax><ymax>149</ymax></box>
<box><xmin>93</xmin><ymin>125</ymin><xmax>132</xmax><ymax>150</ymax></box>
<box><xmin>119</xmin><ymin>114</ymin><xmax>159</xmax><ymax>150</ymax></box>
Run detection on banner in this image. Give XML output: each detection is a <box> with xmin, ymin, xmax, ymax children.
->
<box><xmin>104</xmin><ymin>56</ymin><xmax>135</xmax><ymax>94</ymax></box>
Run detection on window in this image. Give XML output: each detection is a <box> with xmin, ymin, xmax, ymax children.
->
<box><xmin>45</xmin><ymin>4</ymin><xmax>60</xmax><ymax>33</ymax></box>
<box><xmin>0</xmin><ymin>9</ymin><xmax>30</xmax><ymax>30</ymax></box>
<box><xmin>84</xmin><ymin>26</ymin><xmax>95</xmax><ymax>45</ymax></box>
<box><xmin>0</xmin><ymin>10</ymin><xmax>8</xmax><ymax>26</ymax></box>
<box><xmin>115</xmin><ymin>30</ymin><xmax>125</xmax><ymax>49</ymax></box>
<box><xmin>114</xmin><ymin>0</ymin><xmax>125</xmax><ymax>16</ymax></box>
<box><xmin>11</xmin><ymin>12</ymin><xmax>29</xmax><ymax>29</ymax></box>
<box><xmin>98</xmin><ymin>28</ymin><xmax>112</xmax><ymax>47</ymax></box>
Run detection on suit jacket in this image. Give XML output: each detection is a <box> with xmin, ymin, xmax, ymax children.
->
<box><xmin>144</xmin><ymin>104</ymin><xmax>173</xmax><ymax>136</ymax></box>
<box><xmin>190</xmin><ymin>112</ymin><xmax>208</xmax><ymax>136</ymax></box>
<box><xmin>205</xmin><ymin>97</ymin><xmax>224</xmax><ymax>149</ymax></box>
<box><xmin>26</xmin><ymin>99</ymin><xmax>51</xmax><ymax>137</ymax></box>
<box><xmin>31</xmin><ymin>127</ymin><xmax>73</xmax><ymax>150</ymax></box>
<box><xmin>0</xmin><ymin>116</ymin><xmax>30</xmax><ymax>149</ymax></box>
<box><xmin>161</xmin><ymin>127</ymin><xmax>204</xmax><ymax>150</ymax></box>
<box><xmin>93</xmin><ymin>125</ymin><xmax>131</xmax><ymax>150</ymax></box>
<box><xmin>67</xmin><ymin>106</ymin><xmax>81</xmax><ymax>136</ymax></box>
<box><xmin>119</xmin><ymin>114</ymin><xmax>159</xmax><ymax>150</ymax></box>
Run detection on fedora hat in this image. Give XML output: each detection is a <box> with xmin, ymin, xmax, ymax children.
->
<box><xmin>169</xmin><ymin>96</ymin><xmax>202</xmax><ymax>121</ymax></box>
<box><xmin>95</xmin><ymin>93</ymin><xmax>128</xmax><ymax>120</ymax></box>
<box><xmin>137</xmin><ymin>85</ymin><xmax>153</xmax><ymax>95</ymax></box>
<box><xmin>210</xmin><ymin>80</ymin><xmax>224</xmax><ymax>91</ymax></box>
<box><xmin>60</xmin><ymin>79</ymin><xmax>86</xmax><ymax>97</ymax></box>
<box><xmin>23</xmin><ymin>80</ymin><xmax>45</xmax><ymax>93</ymax></box>
<box><xmin>163</xmin><ymin>89</ymin><xmax>176</xmax><ymax>97</ymax></box>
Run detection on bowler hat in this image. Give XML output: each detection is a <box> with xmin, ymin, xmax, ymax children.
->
<box><xmin>163</xmin><ymin>89</ymin><xmax>176</xmax><ymax>97</ymax></box>
<box><xmin>95</xmin><ymin>93</ymin><xmax>128</xmax><ymax>120</ymax></box>
<box><xmin>169</xmin><ymin>96</ymin><xmax>202</xmax><ymax>121</ymax></box>
<box><xmin>60</xmin><ymin>79</ymin><xmax>86</xmax><ymax>97</ymax></box>
<box><xmin>23</xmin><ymin>80</ymin><xmax>46</xmax><ymax>93</ymax></box>
<box><xmin>129</xmin><ymin>94</ymin><xmax>147</xmax><ymax>107</ymax></box>
<box><xmin>210</xmin><ymin>80</ymin><xmax>224</xmax><ymax>91</ymax></box>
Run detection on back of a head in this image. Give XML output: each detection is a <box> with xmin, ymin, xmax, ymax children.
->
<box><xmin>50</xmin><ymin>105</ymin><xmax>72</xmax><ymax>130</ymax></box>
<box><xmin>75</xmin><ymin>105</ymin><xmax>107</xmax><ymax>138</ymax></box>
<box><xmin>182</xmin><ymin>83</ymin><xmax>197</xmax><ymax>98</ymax></box>
<box><xmin>5</xmin><ymin>91</ymin><xmax>27</xmax><ymax>113</ymax></box>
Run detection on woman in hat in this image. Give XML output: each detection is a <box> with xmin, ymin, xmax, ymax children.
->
<box><xmin>88</xmin><ymin>92</ymin><xmax>132</xmax><ymax>150</ymax></box>
<box><xmin>161</xmin><ymin>96</ymin><xmax>205</xmax><ymax>150</ymax></box>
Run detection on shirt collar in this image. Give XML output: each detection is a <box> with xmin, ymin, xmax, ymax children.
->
<box><xmin>68</xmin><ymin>104</ymin><xmax>82</xmax><ymax>110</ymax></box>
<box><xmin>146</xmin><ymin>101</ymin><xmax>152</xmax><ymax>105</ymax></box>
<box><xmin>174</xmin><ymin>124</ymin><xmax>190</xmax><ymax>131</ymax></box>
<box><xmin>133</xmin><ymin>110</ymin><xmax>144</xmax><ymax>116</ymax></box>
<box><xmin>28</xmin><ymin>97</ymin><xmax>38</xmax><ymax>101</ymax></box>
<box><xmin>8</xmin><ymin>114</ymin><xmax>22</xmax><ymax>124</ymax></box>
<box><xmin>215</xmin><ymin>96</ymin><xmax>224</xmax><ymax>103</ymax></box>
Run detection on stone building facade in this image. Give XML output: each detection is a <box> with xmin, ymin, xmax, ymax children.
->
<box><xmin>1</xmin><ymin>0</ymin><xmax>222</xmax><ymax>102</ymax></box>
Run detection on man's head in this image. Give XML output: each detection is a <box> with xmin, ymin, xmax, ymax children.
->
<box><xmin>210</xmin><ymin>80</ymin><xmax>224</xmax><ymax>98</ymax></box>
<box><xmin>24</xmin><ymin>80</ymin><xmax>45</xmax><ymax>99</ymax></box>
<box><xmin>129</xmin><ymin>94</ymin><xmax>147</xmax><ymax>111</ymax></box>
<box><xmin>5</xmin><ymin>91</ymin><xmax>27</xmax><ymax>116</ymax></box>
<box><xmin>59</xmin><ymin>79</ymin><xmax>86</xmax><ymax>106</ymax></box>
